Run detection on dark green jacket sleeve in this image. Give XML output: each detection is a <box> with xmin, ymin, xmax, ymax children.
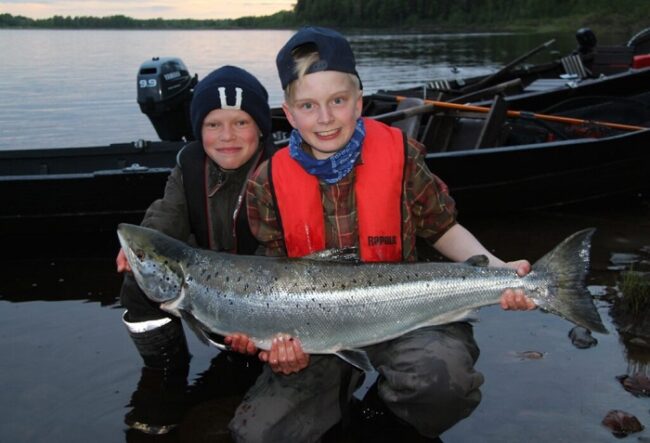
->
<box><xmin>140</xmin><ymin>166</ymin><xmax>194</xmax><ymax>245</ymax></box>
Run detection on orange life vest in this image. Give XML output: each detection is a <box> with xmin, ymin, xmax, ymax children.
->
<box><xmin>270</xmin><ymin>118</ymin><xmax>405</xmax><ymax>262</ymax></box>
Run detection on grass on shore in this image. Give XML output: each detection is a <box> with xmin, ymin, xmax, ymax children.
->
<box><xmin>620</xmin><ymin>269</ymin><xmax>650</xmax><ymax>318</ymax></box>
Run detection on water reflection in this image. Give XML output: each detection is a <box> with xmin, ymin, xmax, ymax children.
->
<box><xmin>350</xmin><ymin>31</ymin><xmax>574</xmax><ymax>92</ymax></box>
<box><xmin>623</xmin><ymin>341</ymin><xmax>650</xmax><ymax>377</ymax></box>
<box><xmin>124</xmin><ymin>352</ymin><xmax>262</xmax><ymax>442</ymax></box>
<box><xmin>1</xmin><ymin>199</ymin><xmax>649</xmax><ymax>442</ymax></box>
<box><xmin>611</xmin><ymin>251</ymin><xmax>650</xmax><ymax>378</ymax></box>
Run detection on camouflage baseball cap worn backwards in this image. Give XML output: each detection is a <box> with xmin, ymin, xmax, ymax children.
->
<box><xmin>276</xmin><ymin>26</ymin><xmax>363</xmax><ymax>90</ymax></box>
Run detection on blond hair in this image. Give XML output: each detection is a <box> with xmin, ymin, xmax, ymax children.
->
<box><xmin>284</xmin><ymin>46</ymin><xmax>361</xmax><ymax>103</ymax></box>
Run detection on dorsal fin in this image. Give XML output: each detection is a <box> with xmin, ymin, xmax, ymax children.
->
<box><xmin>303</xmin><ymin>247</ymin><xmax>360</xmax><ymax>263</ymax></box>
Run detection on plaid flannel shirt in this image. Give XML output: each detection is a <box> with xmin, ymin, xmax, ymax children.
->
<box><xmin>246</xmin><ymin>139</ymin><xmax>457</xmax><ymax>261</ymax></box>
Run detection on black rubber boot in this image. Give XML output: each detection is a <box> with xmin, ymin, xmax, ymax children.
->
<box><xmin>124</xmin><ymin>312</ymin><xmax>191</xmax><ymax>371</ymax></box>
<box><xmin>123</xmin><ymin>312</ymin><xmax>192</xmax><ymax>435</ymax></box>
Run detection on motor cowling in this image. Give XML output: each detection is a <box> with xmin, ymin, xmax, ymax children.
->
<box><xmin>137</xmin><ymin>57</ymin><xmax>197</xmax><ymax>141</ymax></box>
<box><xmin>575</xmin><ymin>28</ymin><xmax>597</xmax><ymax>55</ymax></box>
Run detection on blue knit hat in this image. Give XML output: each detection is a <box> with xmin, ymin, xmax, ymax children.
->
<box><xmin>190</xmin><ymin>65</ymin><xmax>271</xmax><ymax>142</ymax></box>
<box><xmin>276</xmin><ymin>26</ymin><xmax>362</xmax><ymax>90</ymax></box>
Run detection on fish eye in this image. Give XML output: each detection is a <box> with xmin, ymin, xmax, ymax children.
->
<box><xmin>135</xmin><ymin>249</ymin><xmax>145</xmax><ymax>261</ymax></box>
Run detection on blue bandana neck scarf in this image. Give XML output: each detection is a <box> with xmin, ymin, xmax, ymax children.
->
<box><xmin>289</xmin><ymin>118</ymin><xmax>366</xmax><ymax>184</ymax></box>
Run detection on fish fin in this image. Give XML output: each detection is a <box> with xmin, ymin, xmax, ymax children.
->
<box><xmin>464</xmin><ymin>255</ymin><xmax>489</xmax><ymax>267</ymax></box>
<box><xmin>178</xmin><ymin>310</ymin><xmax>228</xmax><ymax>351</ymax></box>
<box><xmin>335</xmin><ymin>349</ymin><xmax>375</xmax><ymax>372</ymax></box>
<box><xmin>303</xmin><ymin>248</ymin><xmax>360</xmax><ymax>263</ymax></box>
<box><xmin>203</xmin><ymin>336</ymin><xmax>230</xmax><ymax>352</ymax></box>
<box><xmin>180</xmin><ymin>311</ymin><xmax>210</xmax><ymax>345</ymax></box>
<box><xmin>533</xmin><ymin>228</ymin><xmax>607</xmax><ymax>334</ymax></box>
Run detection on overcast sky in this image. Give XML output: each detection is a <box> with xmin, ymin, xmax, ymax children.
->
<box><xmin>1</xmin><ymin>0</ymin><xmax>296</xmax><ymax>19</ymax></box>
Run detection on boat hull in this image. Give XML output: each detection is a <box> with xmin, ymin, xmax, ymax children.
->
<box><xmin>3</xmin><ymin>70</ymin><xmax>650</xmax><ymax>235</ymax></box>
<box><xmin>427</xmin><ymin>129</ymin><xmax>650</xmax><ymax>215</ymax></box>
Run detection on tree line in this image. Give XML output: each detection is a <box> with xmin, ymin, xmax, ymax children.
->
<box><xmin>0</xmin><ymin>13</ymin><xmax>295</xmax><ymax>29</ymax></box>
<box><xmin>293</xmin><ymin>0</ymin><xmax>650</xmax><ymax>28</ymax></box>
<box><xmin>1</xmin><ymin>0</ymin><xmax>649</xmax><ymax>30</ymax></box>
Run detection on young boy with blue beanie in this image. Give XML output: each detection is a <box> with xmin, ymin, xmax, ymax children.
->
<box><xmin>116</xmin><ymin>65</ymin><xmax>273</xmax><ymax>434</ymax></box>
<box><xmin>226</xmin><ymin>27</ymin><xmax>537</xmax><ymax>442</ymax></box>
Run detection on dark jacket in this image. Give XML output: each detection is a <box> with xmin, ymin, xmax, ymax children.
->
<box><xmin>141</xmin><ymin>139</ymin><xmax>273</xmax><ymax>254</ymax></box>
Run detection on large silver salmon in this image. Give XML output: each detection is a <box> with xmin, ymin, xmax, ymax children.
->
<box><xmin>117</xmin><ymin>224</ymin><xmax>606</xmax><ymax>370</ymax></box>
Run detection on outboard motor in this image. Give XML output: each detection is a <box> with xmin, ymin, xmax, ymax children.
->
<box><xmin>575</xmin><ymin>28</ymin><xmax>597</xmax><ymax>55</ymax></box>
<box><xmin>137</xmin><ymin>57</ymin><xmax>197</xmax><ymax>141</ymax></box>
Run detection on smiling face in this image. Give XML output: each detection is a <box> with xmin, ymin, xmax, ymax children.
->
<box><xmin>282</xmin><ymin>70</ymin><xmax>363</xmax><ymax>160</ymax></box>
<box><xmin>201</xmin><ymin>108</ymin><xmax>261</xmax><ymax>170</ymax></box>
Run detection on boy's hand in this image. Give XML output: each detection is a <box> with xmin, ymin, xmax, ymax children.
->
<box><xmin>500</xmin><ymin>259</ymin><xmax>536</xmax><ymax>310</ymax></box>
<box><xmin>116</xmin><ymin>248</ymin><xmax>132</xmax><ymax>273</ymax></box>
<box><xmin>259</xmin><ymin>334</ymin><xmax>310</xmax><ymax>374</ymax></box>
<box><xmin>224</xmin><ymin>333</ymin><xmax>258</xmax><ymax>355</ymax></box>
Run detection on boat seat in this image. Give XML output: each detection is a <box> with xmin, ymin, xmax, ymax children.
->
<box><xmin>417</xmin><ymin>92</ymin><xmax>510</xmax><ymax>153</ymax></box>
<box><xmin>445</xmin><ymin>118</ymin><xmax>484</xmax><ymax>151</ymax></box>
<box><xmin>443</xmin><ymin>95</ymin><xmax>509</xmax><ymax>151</ymax></box>
<box><xmin>525</xmin><ymin>78</ymin><xmax>577</xmax><ymax>92</ymax></box>
<box><xmin>475</xmin><ymin>95</ymin><xmax>508</xmax><ymax>149</ymax></box>
<box><xmin>392</xmin><ymin>97</ymin><xmax>425</xmax><ymax>139</ymax></box>
<box><xmin>419</xmin><ymin>114</ymin><xmax>455</xmax><ymax>153</ymax></box>
<box><xmin>591</xmin><ymin>46</ymin><xmax>634</xmax><ymax>75</ymax></box>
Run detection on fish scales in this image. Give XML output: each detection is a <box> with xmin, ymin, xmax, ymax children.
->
<box><xmin>117</xmin><ymin>223</ymin><xmax>606</xmax><ymax>368</ymax></box>
<box><xmin>158</xmin><ymin>246</ymin><xmax>549</xmax><ymax>352</ymax></box>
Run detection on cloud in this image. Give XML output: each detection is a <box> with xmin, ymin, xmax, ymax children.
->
<box><xmin>0</xmin><ymin>0</ymin><xmax>295</xmax><ymax>19</ymax></box>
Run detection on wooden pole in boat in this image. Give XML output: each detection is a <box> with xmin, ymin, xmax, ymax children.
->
<box><xmin>383</xmin><ymin>94</ymin><xmax>648</xmax><ymax>132</ymax></box>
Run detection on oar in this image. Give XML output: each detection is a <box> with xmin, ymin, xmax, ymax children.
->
<box><xmin>378</xmin><ymin>94</ymin><xmax>648</xmax><ymax>132</ymax></box>
<box><xmin>459</xmin><ymin>39</ymin><xmax>557</xmax><ymax>94</ymax></box>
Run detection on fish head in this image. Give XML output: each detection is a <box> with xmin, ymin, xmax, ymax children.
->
<box><xmin>117</xmin><ymin>223</ymin><xmax>186</xmax><ymax>303</ymax></box>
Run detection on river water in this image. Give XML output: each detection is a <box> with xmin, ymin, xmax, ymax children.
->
<box><xmin>1</xmin><ymin>28</ymin><xmax>649</xmax><ymax>442</ymax></box>
<box><xmin>0</xmin><ymin>27</ymin><xmax>624</xmax><ymax>150</ymax></box>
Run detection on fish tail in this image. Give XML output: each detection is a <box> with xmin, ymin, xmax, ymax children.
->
<box><xmin>533</xmin><ymin>228</ymin><xmax>608</xmax><ymax>333</ymax></box>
